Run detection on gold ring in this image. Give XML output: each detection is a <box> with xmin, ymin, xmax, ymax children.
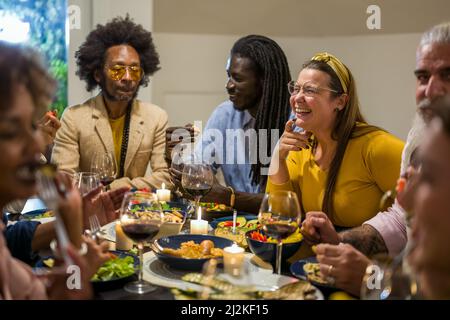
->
<box><xmin>328</xmin><ymin>264</ymin><xmax>333</xmax><ymax>276</ymax></box>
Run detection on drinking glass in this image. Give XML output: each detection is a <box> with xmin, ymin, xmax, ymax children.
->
<box><xmin>360</xmin><ymin>250</ymin><xmax>419</xmax><ymax>300</ymax></box>
<box><xmin>120</xmin><ymin>191</ymin><xmax>163</xmax><ymax>294</ymax></box>
<box><xmin>181</xmin><ymin>161</ymin><xmax>214</xmax><ymax>218</ymax></box>
<box><xmin>258</xmin><ymin>191</ymin><xmax>302</xmax><ymax>274</ymax></box>
<box><xmin>90</xmin><ymin>151</ymin><xmax>117</xmax><ymax>189</ymax></box>
<box><xmin>75</xmin><ymin>172</ymin><xmax>100</xmax><ymax>196</ymax></box>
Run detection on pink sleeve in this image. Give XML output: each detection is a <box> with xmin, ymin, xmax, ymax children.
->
<box><xmin>363</xmin><ymin>200</ymin><xmax>408</xmax><ymax>256</ymax></box>
<box><xmin>0</xmin><ymin>222</ymin><xmax>47</xmax><ymax>300</ymax></box>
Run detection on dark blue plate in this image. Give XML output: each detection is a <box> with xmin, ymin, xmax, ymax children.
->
<box><xmin>36</xmin><ymin>250</ymin><xmax>139</xmax><ymax>291</ymax></box>
<box><xmin>154</xmin><ymin>234</ymin><xmax>234</xmax><ymax>271</ymax></box>
<box><xmin>290</xmin><ymin>257</ymin><xmax>335</xmax><ymax>289</ymax></box>
<box><xmin>210</xmin><ymin>215</ymin><xmax>258</xmax><ymax>229</ymax></box>
<box><xmin>245</xmin><ymin>229</ymin><xmax>302</xmax><ymax>266</ymax></box>
<box><xmin>20</xmin><ymin>209</ymin><xmax>52</xmax><ymax>221</ymax></box>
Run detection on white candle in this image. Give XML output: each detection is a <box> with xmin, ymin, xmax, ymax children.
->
<box><xmin>190</xmin><ymin>219</ymin><xmax>208</xmax><ymax>234</ymax></box>
<box><xmin>115</xmin><ymin>221</ymin><xmax>133</xmax><ymax>251</ymax></box>
<box><xmin>156</xmin><ymin>183</ymin><xmax>171</xmax><ymax>202</ymax></box>
<box><xmin>223</xmin><ymin>243</ymin><xmax>245</xmax><ymax>277</ymax></box>
<box><xmin>190</xmin><ymin>206</ymin><xmax>208</xmax><ymax>234</ymax></box>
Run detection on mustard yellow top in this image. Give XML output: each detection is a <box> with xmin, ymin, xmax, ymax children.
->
<box><xmin>267</xmin><ymin>128</ymin><xmax>404</xmax><ymax>228</ymax></box>
<box><xmin>109</xmin><ymin>115</ymin><xmax>125</xmax><ymax>167</ymax></box>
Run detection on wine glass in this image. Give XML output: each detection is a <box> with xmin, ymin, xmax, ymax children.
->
<box><xmin>91</xmin><ymin>151</ymin><xmax>117</xmax><ymax>189</ymax></box>
<box><xmin>75</xmin><ymin>172</ymin><xmax>100</xmax><ymax>196</ymax></box>
<box><xmin>170</xmin><ymin>149</ymin><xmax>196</xmax><ymax>217</ymax></box>
<box><xmin>181</xmin><ymin>161</ymin><xmax>214</xmax><ymax>218</ymax></box>
<box><xmin>120</xmin><ymin>191</ymin><xmax>163</xmax><ymax>294</ymax></box>
<box><xmin>258</xmin><ymin>190</ymin><xmax>302</xmax><ymax>275</ymax></box>
<box><xmin>360</xmin><ymin>250</ymin><xmax>419</xmax><ymax>300</ymax></box>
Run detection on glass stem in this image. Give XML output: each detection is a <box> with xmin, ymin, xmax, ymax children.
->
<box><xmin>138</xmin><ymin>242</ymin><xmax>144</xmax><ymax>282</ymax></box>
<box><xmin>276</xmin><ymin>240</ymin><xmax>283</xmax><ymax>275</ymax></box>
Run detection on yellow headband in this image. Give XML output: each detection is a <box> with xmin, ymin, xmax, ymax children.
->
<box><xmin>310</xmin><ymin>52</ymin><xmax>349</xmax><ymax>93</ymax></box>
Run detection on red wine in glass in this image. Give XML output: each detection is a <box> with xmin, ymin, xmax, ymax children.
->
<box><xmin>100</xmin><ymin>176</ymin><xmax>115</xmax><ymax>187</ymax></box>
<box><xmin>121</xmin><ymin>223</ymin><xmax>160</xmax><ymax>242</ymax></box>
<box><xmin>184</xmin><ymin>184</ymin><xmax>212</xmax><ymax>198</ymax></box>
<box><xmin>263</xmin><ymin>222</ymin><xmax>297</xmax><ymax>240</ymax></box>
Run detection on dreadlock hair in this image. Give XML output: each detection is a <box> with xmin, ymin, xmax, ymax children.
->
<box><xmin>0</xmin><ymin>41</ymin><xmax>56</xmax><ymax>119</ymax></box>
<box><xmin>302</xmin><ymin>60</ymin><xmax>381</xmax><ymax>217</ymax></box>
<box><xmin>230</xmin><ymin>35</ymin><xmax>291</xmax><ymax>188</ymax></box>
<box><xmin>75</xmin><ymin>15</ymin><xmax>160</xmax><ymax>92</ymax></box>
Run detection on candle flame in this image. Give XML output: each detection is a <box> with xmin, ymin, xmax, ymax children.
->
<box><xmin>161</xmin><ymin>183</ymin><xmax>165</xmax><ymax>189</ymax></box>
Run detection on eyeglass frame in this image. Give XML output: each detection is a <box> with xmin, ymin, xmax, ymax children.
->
<box><xmin>104</xmin><ymin>64</ymin><xmax>144</xmax><ymax>81</ymax></box>
<box><xmin>287</xmin><ymin>80</ymin><xmax>340</xmax><ymax>96</ymax></box>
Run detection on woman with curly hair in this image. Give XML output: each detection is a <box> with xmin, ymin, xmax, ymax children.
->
<box><xmin>52</xmin><ymin>16</ymin><xmax>171</xmax><ymax>191</ymax></box>
<box><xmin>0</xmin><ymin>41</ymin><xmax>105</xmax><ymax>299</ymax></box>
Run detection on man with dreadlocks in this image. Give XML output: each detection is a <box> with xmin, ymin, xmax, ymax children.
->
<box><xmin>52</xmin><ymin>16</ymin><xmax>171</xmax><ymax>190</ymax></box>
<box><xmin>168</xmin><ymin>35</ymin><xmax>292</xmax><ymax>213</ymax></box>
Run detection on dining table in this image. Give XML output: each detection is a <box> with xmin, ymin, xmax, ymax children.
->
<box><xmin>8</xmin><ymin>197</ymin><xmax>339</xmax><ymax>301</ymax></box>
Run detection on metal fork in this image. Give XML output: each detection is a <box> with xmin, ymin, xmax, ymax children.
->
<box><xmin>88</xmin><ymin>214</ymin><xmax>105</xmax><ymax>241</ymax></box>
<box><xmin>37</xmin><ymin>172</ymin><xmax>73</xmax><ymax>266</ymax></box>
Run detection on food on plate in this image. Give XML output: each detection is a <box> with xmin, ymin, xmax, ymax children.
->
<box><xmin>162</xmin><ymin>210</ymin><xmax>184</xmax><ymax>223</ymax></box>
<box><xmin>91</xmin><ymin>253</ymin><xmax>136</xmax><ymax>282</ymax></box>
<box><xmin>179</xmin><ymin>273</ymin><xmax>318</xmax><ymax>300</ymax></box>
<box><xmin>303</xmin><ymin>262</ymin><xmax>330</xmax><ymax>285</ymax></box>
<box><xmin>160</xmin><ymin>202</ymin><xmax>182</xmax><ymax>211</ymax></box>
<box><xmin>39</xmin><ymin>252</ymin><xmax>136</xmax><ymax>282</ymax></box>
<box><xmin>261</xmin><ymin>280</ymin><xmax>318</xmax><ymax>300</ymax></box>
<box><xmin>214</xmin><ymin>228</ymin><xmax>246</xmax><ymax>247</ymax></box>
<box><xmin>248</xmin><ymin>228</ymin><xmax>303</xmax><ymax>244</ymax></box>
<box><xmin>43</xmin><ymin>258</ymin><xmax>55</xmax><ymax>268</ymax></box>
<box><xmin>24</xmin><ymin>210</ymin><xmax>54</xmax><ymax>220</ymax></box>
<box><xmin>214</xmin><ymin>218</ymin><xmax>259</xmax><ymax>247</ymax></box>
<box><xmin>200</xmin><ymin>202</ymin><xmax>232</xmax><ymax>212</ymax></box>
<box><xmin>162</xmin><ymin>240</ymin><xmax>224</xmax><ymax>259</ymax></box>
<box><xmin>129</xmin><ymin>206</ymin><xmax>184</xmax><ymax>224</ymax></box>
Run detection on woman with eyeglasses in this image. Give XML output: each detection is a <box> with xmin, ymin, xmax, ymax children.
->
<box><xmin>267</xmin><ymin>52</ymin><xmax>404</xmax><ymax>260</ymax></box>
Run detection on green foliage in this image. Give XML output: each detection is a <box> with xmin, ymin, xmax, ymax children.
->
<box><xmin>0</xmin><ymin>0</ymin><xmax>68</xmax><ymax>114</ymax></box>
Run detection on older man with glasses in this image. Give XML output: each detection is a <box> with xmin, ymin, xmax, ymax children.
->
<box><xmin>52</xmin><ymin>16</ymin><xmax>171</xmax><ymax>191</ymax></box>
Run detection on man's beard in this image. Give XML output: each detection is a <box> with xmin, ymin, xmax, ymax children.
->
<box><xmin>100</xmin><ymin>77</ymin><xmax>140</xmax><ymax>102</ymax></box>
<box><xmin>418</xmin><ymin>98</ymin><xmax>433</xmax><ymax>124</ymax></box>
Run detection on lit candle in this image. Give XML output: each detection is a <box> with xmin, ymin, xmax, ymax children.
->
<box><xmin>190</xmin><ymin>206</ymin><xmax>208</xmax><ymax>234</ymax></box>
<box><xmin>223</xmin><ymin>243</ymin><xmax>245</xmax><ymax>277</ymax></box>
<box><xmin>115</xmin><ymin>221</ymin><xmax>133</xmax><ymax>251</ymax></box>
<box><xmin>156</xmin><ymin>183</ymin><xmax>171</xmax><ymax>202</ymax></box>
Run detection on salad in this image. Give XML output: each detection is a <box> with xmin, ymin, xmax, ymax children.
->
<box><xmin>248</xmin><ymin>228</ymin><xmax>303</xmax><ymax>244</ymax></box>
<box><xmin>91</xmin><ymin>252</ymin><xmax>136</xmax><ymax>282</ymax></box>
<box><xmin>200</xmin><ymin>202</ymin><xmax>232</xmax><ymax>212</ymax></box>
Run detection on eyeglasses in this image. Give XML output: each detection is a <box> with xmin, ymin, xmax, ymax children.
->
<box><xmin>106</xmin><ymin>64</ymin><xmax>143</xmax><ymax>81</ymax></box>
<box><xmin>287</xmin><ymin>80</ymin><xmax>339</xmax><ymax>96</ymax></box>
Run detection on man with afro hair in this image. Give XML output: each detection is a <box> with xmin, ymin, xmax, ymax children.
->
<box><xmin>52</xmin><ymin>16</ymin><xmax>171</xmax><ymax>190</ymax></box>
